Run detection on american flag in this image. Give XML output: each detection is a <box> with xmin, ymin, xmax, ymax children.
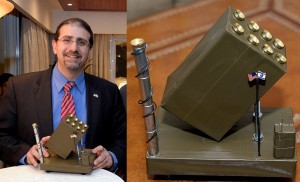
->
<box><xmin>248</xmin><ymin>72</ymin><xmax>257</xmax><ymax>81</ymax></box>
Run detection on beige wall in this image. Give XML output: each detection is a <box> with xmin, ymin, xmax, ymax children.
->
<box><xmin>52</xmin><ymin>10</ymin><xmax>126</xmax><ymax>34</ymax></box>
<box><xmin>10</xmin><ymin>0</ymin><xmax>126</xmax><ymax>34</ymax></box>
<box><xmin>11</xmin><ymin>0</ymin><xmax>55</xmax><ymax>32</ymax></box>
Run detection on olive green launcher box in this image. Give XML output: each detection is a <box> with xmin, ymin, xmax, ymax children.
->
<box><xmin>161</xmin><ymin>6</ymin><xmax>287</xmax><ymax>141</ymax></box>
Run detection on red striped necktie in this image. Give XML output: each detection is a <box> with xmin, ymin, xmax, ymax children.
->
<box><xmin>61</xmin><ymin>81</ymin><xmax>76</xmax><ymax>120</ymax></box>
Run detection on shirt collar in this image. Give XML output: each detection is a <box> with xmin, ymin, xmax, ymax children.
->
<box><xmin>53</xmin><ymin>64</ymin><xmax>85</xmax><ymax>93</ymax></box>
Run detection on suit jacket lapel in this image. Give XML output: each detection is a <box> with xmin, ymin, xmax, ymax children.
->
<box><xmin>33</xmin><ymin>68</ymin><xmax>53</xmax><ymax>137</ymax></box>
<box><xmin>85</xmin><ymin>74</ymin><xmax>101</xmax><ymax>148</ymax></box>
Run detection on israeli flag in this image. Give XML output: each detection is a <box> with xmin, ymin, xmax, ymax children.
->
<box><xmin>257</xmin><ymin>71</ymin><xmax>266</xmax><ymax>80</ymax></box>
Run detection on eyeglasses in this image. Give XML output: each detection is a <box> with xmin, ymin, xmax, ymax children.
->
<box><xmin>57</xmin><ymin>38</ymin><xmax>89</xmax><ymax>47</ymax></box>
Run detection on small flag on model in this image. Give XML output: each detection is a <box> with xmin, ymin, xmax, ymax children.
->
<box><xmin>257</xmin><ymin>71</ymin><xmax>266</xmax><ymax>80</ymax></box>
<box><xmin>248</xmin><ymin>71</ymin><xmax>266</xmax><ymax>81</ymax></box>
<box><xmin>248</xmin><ymin>72</ymin><xmax>257</xmax><ymax>81</ymax></box>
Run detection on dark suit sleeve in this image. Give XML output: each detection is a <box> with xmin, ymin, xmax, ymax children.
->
<box><xmin>0</xmin><ymin>78</ymin><xmax>31</xmax><ymax>165</ymax></box>
<box><xmin>109</xmin><ymin>85</ymin><xmax>126</xmax><ymax>170</ymax></box>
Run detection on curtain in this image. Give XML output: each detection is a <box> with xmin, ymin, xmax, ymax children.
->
<box><xmin>85</xmin><ymin>34</ymin><xmax>112</xmax><ymax>81</ymax></box>
<box><xmin>21</xmin><ymin>17</ymin><xmax>50</xmax><ymax>73</ymax></box>
<box><xmin>0</xmin><ymin>10</ymin><xmax>21</xmax><ymax>75</ymax></box>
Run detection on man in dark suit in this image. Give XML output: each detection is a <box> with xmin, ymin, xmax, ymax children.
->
<box><xmin>0</xmin><ymin>18</ymin><xmax>125</xmax><ymax>172</ymax></box>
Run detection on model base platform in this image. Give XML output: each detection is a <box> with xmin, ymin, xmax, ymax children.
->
<box><xmin>146</xmin><ymin>107</ymin><xmax>296</xmax><ymax>178</ymax></box>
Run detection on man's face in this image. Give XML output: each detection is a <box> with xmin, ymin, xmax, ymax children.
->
<box><xmin>52</xmin><ymin>23</ymin><xmax>91</xmax><ymax>72</ymax></box>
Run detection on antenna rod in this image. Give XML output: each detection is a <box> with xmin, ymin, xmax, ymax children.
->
<box><xmin>32</xmin><ymin>123</ymin><xmax>44</xmax><ymax>163</ymax></box>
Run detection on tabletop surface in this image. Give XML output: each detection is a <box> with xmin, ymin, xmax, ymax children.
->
<box><xmin>0</xmin><ymin>165</ymin><xmax>123</xmax><ymax>182</ymax></box>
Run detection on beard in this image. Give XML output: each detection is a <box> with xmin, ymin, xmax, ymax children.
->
<box><xmin>63</xmin><ymin>51</ymin><xmax>86</xmax><ymax>71</ymax></box>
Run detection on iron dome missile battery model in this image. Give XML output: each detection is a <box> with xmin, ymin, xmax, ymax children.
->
<box><xmin>33</xmin><ymin>114</ymin><xmax>96</xmax><ymax>174</ymax></box>
<box><xmin>131</xmin><ymin>6</ymin><xmax>296</xmax><ymax>178</ymax></box>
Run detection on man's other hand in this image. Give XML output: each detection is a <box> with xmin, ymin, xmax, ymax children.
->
<box><xmin>92</xmin><ymin>145</ymin><xmax>113</xmax><ymax>170</ymax></box>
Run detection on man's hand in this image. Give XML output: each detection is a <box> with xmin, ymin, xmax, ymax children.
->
<box><xmin>26</xmin><ymin>136</ymin><xmax>50</xmax><ymax>167</ymax></box>
<box><xmin>92</xmin><ymin>145</ymin><xmax>113</xmax><ymax>170</ymax></box>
